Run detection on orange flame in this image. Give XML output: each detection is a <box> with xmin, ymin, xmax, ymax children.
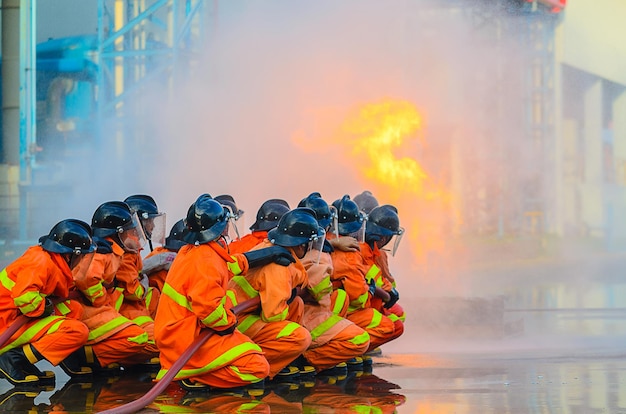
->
<box><xmin>335</xmin><ymin>100</ymin><xmax>460</xmax><ymax>273</ymax></box>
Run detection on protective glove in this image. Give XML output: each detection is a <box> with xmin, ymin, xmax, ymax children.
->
<box><xmin>286</xmin><ymin>287</ymin><xmax>299</xmax><ymax>305</ymax></box>
<box><xmin>367</xmin><ymin>279</ymin><xmax>377</xmax><ymax>297</ymax></box>
<box><xmin>215</xmin><ymin>323</ymin><xmax>237</xmax><ymax>336</ymax></box>
<box><xmin>243</xmin><ymin>246</ymin><xmax>296</xmax><ymax>268</ymax></box>
<box><xmin>384</xmin><ymin>287</ymin><xmax>400</xmax><ymax>309</ymax></box>
<box><xmin>41</xmin><ymin>298</ymin><xmax>55</xmax><ymax>317</ymax></box>
<box><xmin>142</xmin><ymin>252</ymin><xmax>177</xmax><ymax>274</ymax></box>
<box><xmin>93</xmin><ymin>237</ymin><xmax>113</xmax><ymax>254</ymax></box>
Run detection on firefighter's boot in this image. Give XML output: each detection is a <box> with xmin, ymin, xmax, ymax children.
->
<box><xmin>21</xmin><ymin>344</ymin><xmax>56</xmax><ymax>384</ymax></box>
<box><xmin>0</xmin><ymin>347</ymin><xmax>40</xmax><ymax>386</ymax></box>
<box><xmin>60</xmin><ymin>347</ymin><xmax>93</xmax><ymax>378</ymax></box>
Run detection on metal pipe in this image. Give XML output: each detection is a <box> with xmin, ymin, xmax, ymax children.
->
<box><xmin>1</xmin><ymin>0</ymin><xmax>21</xmax><ymax>165</ymax></box>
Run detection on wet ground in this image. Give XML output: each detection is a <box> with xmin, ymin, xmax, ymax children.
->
<box><xmin>2</xmin><ymin>252</ymin><xmax>626</xmax><ymax>413</ymax></box>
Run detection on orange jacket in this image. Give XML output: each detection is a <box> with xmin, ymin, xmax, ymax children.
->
<box><xmin>300</xmin><ymin>250</ymin><xmax>354</xmax><ymax>348</ymax></box>
<box><xmin>359</xmin><ymin>243</ymin><xmax>394</xmax><ymax>291</ymax></box>
<box><xmin>77</xmin><ymin>242</ymin><xmax>123</xmax><ymax>307</ymax></box>
<box><xmin>0</xmin><ymin>246</ymin><xmax>84</xmax><ymax>352</ymax></box>
<box><xmin>113</xmin><ymin>250</ymin><xmax>145</xmax><ymax>301</ymax></box>
<box><xmin>154</xmin><ymin>242</ymin><xmax>259</xmax><ymax>380</ymax></box>
<box><xmin>0</xmin><ymin>246</ymin><xmax>74</xmax><ymax>323</ymax></box>
<box><xmin>330</xmin><ymin>244</ymin><xmax>370</xmax><ymax>312</ymax></box>
<box><xmin>228</xmin><ymin>240</ymin><xmax>308</xmax><ymax>325</ymax></box>
<box><xmin>228</xmin><ymin>231</ymin><xmax>268</xmax><ymax>254</ymax></box>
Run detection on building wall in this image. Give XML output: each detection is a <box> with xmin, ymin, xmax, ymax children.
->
<box><xmin>555</xmin><ymin>0</ymin><xmax>626</xmax><ymax>246</ymax></box>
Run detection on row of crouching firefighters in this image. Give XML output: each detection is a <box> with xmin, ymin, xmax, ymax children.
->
<box><xmin>0</xmin><ymin>190</ymin><xmax>405</xmax><ymax>391</ymax></box>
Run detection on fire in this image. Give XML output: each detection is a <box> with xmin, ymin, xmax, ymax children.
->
<box><xmin>336</xmin><ymin>100</ymin><xmax>460</xmax><ymax>273</ymax></box>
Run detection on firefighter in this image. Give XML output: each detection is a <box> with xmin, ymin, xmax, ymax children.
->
<box><xmin>120</xmin><ymin>194</ymin><xmax>166</xmax><ymax>342</ymax></box>
<box><xmin>154</xmin><ymin>194</ymin><xmax>272</xmax><ymax>390</ymax></box>
<box><xmin>73</xmin><ymin>201</ymin><xmax>158</xmax><ymax>371</ymax></box>
<box><xmin>0</xmin><ymin>219</ymin><xmax>95</xmax><ymax>385</ymax></box>
<box><xmin>361</xmin><ymin>205</ymin><xmax>405</xmax><ymax>339</ymax></box>
<box><xmin>297</xmin><ymin>193</ymin><xmax>371</xmax><ymax>374</ymax></box>
<box><xmin>227</xmin><ymin>207</ymin><xmax>322</xmax><ymax>380</ymax></box>
<box><xmin>329</xmin><ymin>195</ymin><xmax>396</xmax><ymax>354</ymax></box>
<box><xmin>228</xmin><ymin>198</ymin><xmax>290</xmax><ymax>254</ymax></box>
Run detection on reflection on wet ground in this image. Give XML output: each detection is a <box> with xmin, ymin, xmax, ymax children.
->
<box><xmin>2</xmin><ymin>255</ymin><xmax>626</xmax><ymax>413</ymax></box>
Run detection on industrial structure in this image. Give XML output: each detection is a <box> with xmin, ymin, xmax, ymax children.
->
<box><xmin>1</xmin><ymin>0</ymin><xmax>626</xmax><ymax>258</ymax></box>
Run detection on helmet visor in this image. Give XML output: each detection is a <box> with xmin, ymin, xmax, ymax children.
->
<box><xmin>70</xmin><ymin>252</ymin><xmax>96</xmax><ymax>281</ymax></box>
<box><xmin>220</xmin><ymin>212</ymin><xmax>240</xmax><ymax>243</ymax></box>
<box><xmin>119</xmin><ymin>212</ymin><xmax>147</xmax><ymax>253</ymax></box>
<box><xmin>389</xmin><ymin>227</ymin><xmax>405</xmax><ymax>256</ymax></box>
<box><xmin>306</xmin><ymin>228</ymin><xmax>326</xmax><ymax>265</ymax></box>
<box><xmin>142</xmin><ymin>212</ymin><xmax>167</xmax><ymax>245</ymax></box>
<box><xmin>347</xmin><ymin>222</ymin><xmax>366</xmax><ymax>243</ymax></box>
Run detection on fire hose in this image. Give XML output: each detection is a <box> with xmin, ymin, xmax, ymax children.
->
<box><xmin>0</xmin><ymin>315</ymin><xmax>30</xmax><ymax>348</ymax></box>
<box><xmin>97</xmin><ymin>296</ymin><xmax>262</xmax><ymax>414</ymax></box>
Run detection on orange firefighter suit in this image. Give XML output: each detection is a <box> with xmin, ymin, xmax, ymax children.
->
<box><xmin>75</xmin><ymin>242</ymin><xmax>154</xmax><ymax>367</ymax></box>
<box><xmin>227</xmin><ymin>240</ymin><xmax>312</xmax><ymax>379</ymax></box>
<box><xmin>0</xmin><ymin>246</ymin><xmax>89</xmax><ymax>365</ymax></box>
<box><xmin>330</xmin><ymin>244</ymin><xmax>395</xmax><ymax>352</ymax></box>
<box><xmin>360</xmin><ymin>243</ymin><xmax>404</xmax><ymax>342</ymax></box>
<box><xmin>155</xmin><ymin>242</ymin><xmax>269</xmax><ymax>388</ymax></box>
<box><xmin>300</xmin><ymin>246</ymin><xmax>370</xmax><ymax>372</ymax></box>
<box><xmin>107</xmin><ymin>246</ymin><xmax>159</xmax><ymax>357</ymax></box>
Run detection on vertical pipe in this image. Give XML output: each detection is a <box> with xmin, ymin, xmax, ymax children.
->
<box><xmin>1</xmin><ymin>0</ymin><xmax>20</xmax><ymax>165</ymax></box>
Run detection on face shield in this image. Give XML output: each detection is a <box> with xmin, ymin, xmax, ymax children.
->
<box><xmin>328</xmin><ymin>206</ymin><xmax>339</xmax><ymax>239</ymax></box>
<box><xmin>140</xmin><ymin>212</ymin><xmax>167</xmax><ymax>246</ymax></box>
<box><xmin>306</xmin><ymin>228</ymin><xmax>326</xmax><ymax>265</ymax></box>
<box><xmin>346</xmin><ymin>221</ymin><xmax>366</xmax><ymax>243</ymax></box>
<box><xmin>119</xmin><ymin>212</ymin><xmax>147</xmax><ymax>253</ymax></box>
<box><xmin>390</xmin><ymin>227</ymin><xmax>405</xmax><ymax>256</ymax></box>
<box><xmin>69</xmin><ymin>252</ymin><xmax>96</xmax><ymax>281</ymax></box>
<box><xmin>223</xmin><ymin>206</ymin><xmax>243</xmax><ymax>242</ymax></box>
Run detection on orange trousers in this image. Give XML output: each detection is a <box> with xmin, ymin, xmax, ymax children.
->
<box><xmin>347</xmin><ymin>308</ymin><xmax>395</xmax><ymax>352</ymax></box>
<box><xmin>304</xmin><ymin>323</ymin><xmax>370</xmax><ymax>371</ymax></box>
<box><xmin>30</xmin><ymin>318</ymin><xmax>89</xmax><ymax>365</ymax></box>
<box><xmin>188</xmin><ymin>352</ymin><xmax>270</xmax><ymax>389</ymax></box>
<box><xmin>90</xmin><ymin>324</ymin><xmax>153</xmax><ymax>367</ymax></box>
<box><xmin>245</xmin><ymin>320</ymin><xmax>312</xmax><ymax>379</ymax></box>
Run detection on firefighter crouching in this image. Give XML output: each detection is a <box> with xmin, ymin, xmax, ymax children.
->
<box><xmin>0</xmin><ymin>219</ymin><xmax>96</xmax><ymax>385</ymax></box>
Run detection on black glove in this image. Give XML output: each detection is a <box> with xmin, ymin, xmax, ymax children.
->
<box><xmin>286</xmin><ymin>287</ymin><xmax>299</xmax><ymax>305</ymax></box>
<box><xmin>368</xmin><ymin>279</ymin><xmax>377</xmax><ymax>296</ymax></box>
<box><xmin>243</xmin><ymin>246</ymin><xmax>296</xmax><ymax>268</ymax></box>
<box><xmin>93</xmin><ymin>237</ymin><xmax>113</xmax><ymax>254</ymax></box>
<box><xmin>322</xmin><ymin>240</ymin><xmax>334</xmax><ymax>253</ymax></box>
<box><xmin>41</xmin><ymin>298</ymin><xmax>55</xmax><ymax>317</ymax></box>
<box><xmin>384</xmin><ymin>288</ymin><xmax>400</xmax><ymax>309</ymax></box>
<box><xmin>215</xmin><ymin>323</ymin><xmax>237</xmax><ymax>336</ymax></box>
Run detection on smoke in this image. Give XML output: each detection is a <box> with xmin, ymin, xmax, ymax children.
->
<box><xmin>30</xmin><ymin>0</ymin><xmax>610</xmax><ymax>349</ymax></box>
<box><xmin>46</xmin><ymin>1</ymin><xmax>534</xmax><ymax>286</ymax></box>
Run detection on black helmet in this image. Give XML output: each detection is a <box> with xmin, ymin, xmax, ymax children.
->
<box><xmin>332</xmin><ymin>195</ymin><xmax>365</xmax><ymax>235</ymax></box>
<box><xmin>40</xmin><ymin>219</ymin><xmax>97</xmax><ymax>255</ymax></box>
<box><xmin>249</xmin><ymin>199</ymin><xmax>290</xmax><ymax>231</ymax></box>
<box><xmin>297</xmin><ymin>192</ymin><xmax>333</xmax><ymax>230</ymax></box>
<box><xmin>215</xmin><ymin>194</ymin><xmax>244</xmax><ymax>220</ymax></box>
<box><xmin>183</xmin><ymin>194</ymin><xmax>228</xmax><ymax>245</ymax></box>
<box><xmin>164</xmin><ymin>219</ymin><xmax>187</xmax><ymax>251</ymax></box>
<box><xmin>366</xmin><ymin>205</ymin><xmax>401</xmax><ymax>237</ymax></box>
<box><xmin>124</xmin><ymin>194</ymin><xmax>159</xmax><ymax>219</ymax></box>
<box><xmin>267</xmin><ymin>207</ymin><xmax>325</xmax><ymax>247</ymax></box>
<box><xmin>353</xmin><ymin>190</ymin><xmax>379</xmax><ymax>214</ymax></box>
<box><xmin>91</xmin><ymin>201</ymin><xmax>137</xmax><ymax>238</ymax></box>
